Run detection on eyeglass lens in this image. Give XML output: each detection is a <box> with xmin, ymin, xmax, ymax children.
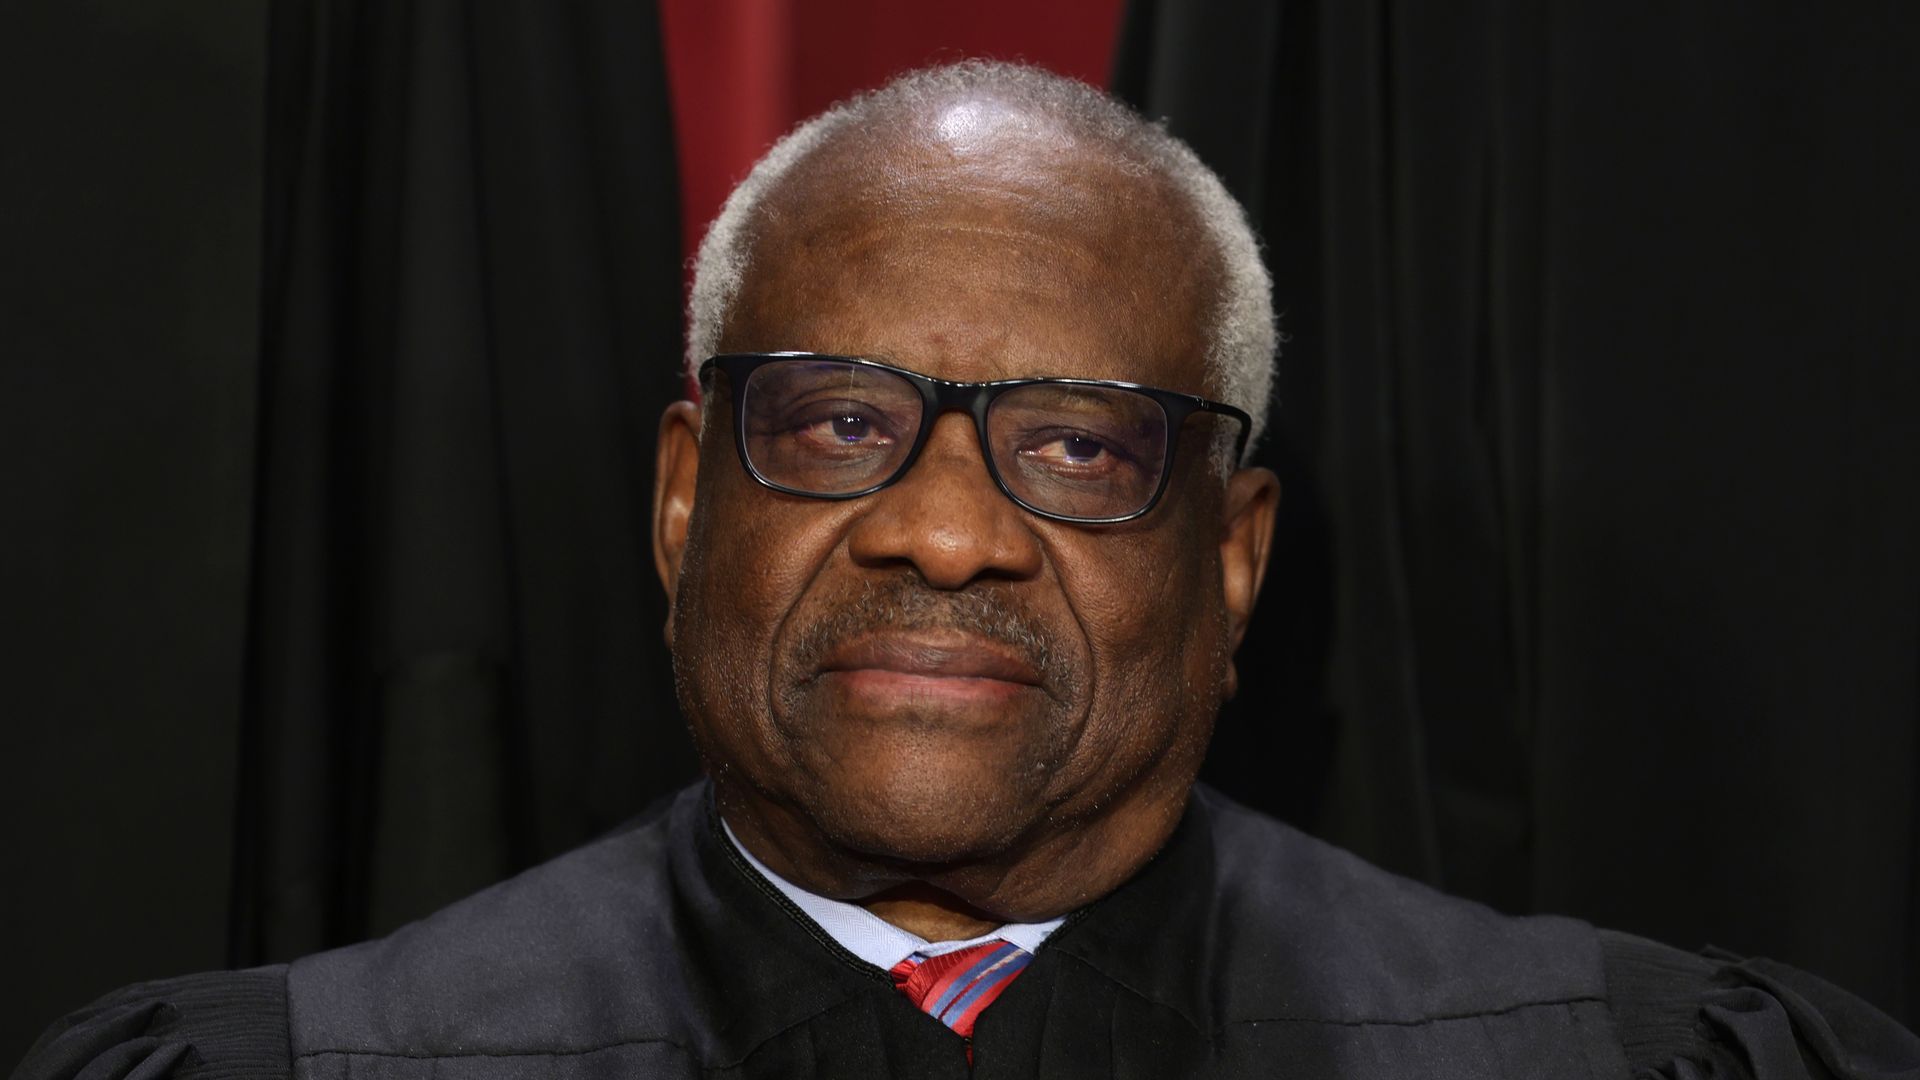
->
<box><xmin>738</xmin><ymin>359</ymin><xmax>1171</xmax><ymax>520</ymax></box>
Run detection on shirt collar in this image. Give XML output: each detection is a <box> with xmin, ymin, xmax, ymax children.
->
<box><xmin>721</xmin><ymin>818</ymin><xmax>1065</xmax><ymax>970</ymax></box>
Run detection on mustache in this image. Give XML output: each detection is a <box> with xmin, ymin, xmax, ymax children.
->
<box><xmin>788</xmin><ymin>575</ymin><xmax>1057</xmax><ymax>679</ymax></box>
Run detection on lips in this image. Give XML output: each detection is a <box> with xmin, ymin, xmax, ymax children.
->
<box><xmin>817</xmin><ymin>633</ymin><xmax>1044</xmax><ymax>687</ymax></box>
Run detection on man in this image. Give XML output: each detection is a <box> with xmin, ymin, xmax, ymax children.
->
<box><xmin>19</xmin><ymin>61</ymin><xmax>1918</xmax><ymax>1080</ymax></box>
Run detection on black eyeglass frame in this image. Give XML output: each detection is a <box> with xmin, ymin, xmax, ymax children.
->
<box><xmin>699</xmin><ymin>351</ymin><xmax>1253</xmax><ymax>525</ymax></box>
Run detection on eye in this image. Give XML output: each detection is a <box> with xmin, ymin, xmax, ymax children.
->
<box><xmin>824</xmin><ymin>414</ymin><xmax>876</xmax><ymax>443</ymax></box>
<box><xmin>1033</xmin><ymin>435</ymin><xmax>1106</xmax><ymax>462</ymax></box>
<box><xmin>786</xmin><ymin>403</ymin><xmax>898</xmax><ymax>449</ymax></box>
<box><xmin>1021</xmin><ymin>428</ymin><xmax>1136</xmax><ymax>470</ymax></box>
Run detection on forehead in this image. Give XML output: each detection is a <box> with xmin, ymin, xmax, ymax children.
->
<box><xmin>721</xmin><ymin>107</ymin><xmax>1222</xmax><ymax>395</ymax></box>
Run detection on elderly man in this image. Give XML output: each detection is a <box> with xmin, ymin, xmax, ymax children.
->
<box><xmin>20</xmin><ymin>62</ymin><xmax>1917</xmax><ymax>1080</ymax></box>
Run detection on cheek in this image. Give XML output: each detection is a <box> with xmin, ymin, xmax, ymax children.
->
<box><xmin>1080</xmin><ymin>549</ymin><xmax>1221</xmax><ymax>670</ymax></box>
<box><xmin>1054</xmin><ymin>515</ymin><xmax>1229</xmax><ymax>757</ymax></box>
<box><xmin>673</xmin><ymin>473</ymin><xmax>847</xmax><ymax>758</ymax></box>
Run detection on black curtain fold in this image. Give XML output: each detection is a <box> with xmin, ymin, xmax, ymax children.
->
<box><xmin>1</xmin><ymin>1</ymin><xmax>269</xmax><ymax>1060</ymax></box>
<box><xmin>3</xmin><ymin>3</ymin><xmax>694</xmax><ymax>1052</ymax></box>
<box><xmin>233</xmin><ymin>0</ymin><xmax>695</xmax><ymax>965</ymax></box>
<box><xmin>1118</xmin><ymin>0</ymin><xmax>1919</xmax><ymax>1027</ymax></box>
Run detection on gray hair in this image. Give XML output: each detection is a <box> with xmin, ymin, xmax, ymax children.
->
<box><xmin>685</xmin><ymin>61</ymin><xmax>1276</xmax><ymax>470</ymax></box>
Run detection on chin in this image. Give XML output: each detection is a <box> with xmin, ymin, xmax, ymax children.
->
<box><xmin>794</xmin><ymin>742</ymin><xmax>1056</xmax><ymax>866</ymax></box>
<box><xmin>772</xmin><ymin>681</ymin><xmax>1072</xmax><ymax>864</ymax></box>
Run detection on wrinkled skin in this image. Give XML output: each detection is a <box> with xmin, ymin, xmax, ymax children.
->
<box><xmin>653</xmin><ymin>94</ymin><xmax>1279</xmax><ymax>939</ymax></box>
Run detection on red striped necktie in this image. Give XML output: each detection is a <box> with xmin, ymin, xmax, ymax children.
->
<box><xmin>888</xmin><ymin>939</ymin><xmax>1033</xmax><ymax>1042</ymax></box>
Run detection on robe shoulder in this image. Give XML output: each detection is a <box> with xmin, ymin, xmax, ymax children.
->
<box><xmin>12</xmin><ymin>967</ymin><xmax>290</xmax><ymax>1080</ymax></box>
<box><xmin>1189</xmin><ymin>787</ymin><xmax>1920</xmax><ymax>1078</ymax></box>
<box><xmin>285</xmin><ymin>790</ymin><xmax>703</xmax><ymax>1064</ymax></box>
<box><xmin>1601</xmin><ymin>929</ymin><xmax>1920</xmax><ymax>1079</ymax></box>
<box><xmin>1193</xmin><ymin>784</ymin><xmax>1612</xmax><ymax>1023</ymax></box>
<box><xmin>15</xmin><ymin>790</ymin><xmax>699</xmax><ymax>1079</ymax></box>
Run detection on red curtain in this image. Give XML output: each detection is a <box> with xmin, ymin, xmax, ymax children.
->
<box><xmin>660</xmin><ymin>0</ymin><xmax>1124</xmax><ymax>275</ymax></box>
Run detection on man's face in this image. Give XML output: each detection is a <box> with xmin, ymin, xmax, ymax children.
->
<box><xmin>655</xmin><ymin>109</ymin><xmax>1274</xmax><ymax>910</ymax></box>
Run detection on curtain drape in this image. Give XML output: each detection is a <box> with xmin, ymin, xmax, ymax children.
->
<box><xmin>1117</xmin><ymin>0</ymin><xmax>1920</xmax><ymax>1026</ymax></box>
<box><xmin>1</xmin><ymin>1</ymin><xmax>270</xmax><ymax>1060</ymax></box>
<box><xmin>0</xmin><ymin>9</ymin><xmax>692</xmax><ymax>1059</ymax></box>
<box><xmin>231</xmin><ymin>0</ymin><xmax>695</xmax><ymax>965</ymax></box>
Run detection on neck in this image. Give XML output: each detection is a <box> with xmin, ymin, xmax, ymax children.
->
<box><xmin>860</xmin><ymin>882</ymin><xmax>1001</xmax><ymax>941</ymax></box>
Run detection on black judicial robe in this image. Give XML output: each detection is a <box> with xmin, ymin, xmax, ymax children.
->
<box><xmin>18</xmin><ymin>784</ymin><xmax>1920</xmax><ymax>1079</ymax></box>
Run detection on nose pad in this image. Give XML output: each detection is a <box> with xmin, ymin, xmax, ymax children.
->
<box><xmin>845</xmin><ymin>412</ymin><xmax>1044</xmax><ymax>588</ymax></box>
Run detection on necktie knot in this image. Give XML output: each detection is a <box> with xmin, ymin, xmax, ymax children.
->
<box><xmin>888</xmin><ymin>939</ymin><xmax>1032</xmax><ymax>1040</ymax></box>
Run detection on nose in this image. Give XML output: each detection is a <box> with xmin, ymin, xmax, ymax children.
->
<box><xmin>844</xmin><ymin>412</ymin><xmax>1045</xmax><ymax>589</ymax></box>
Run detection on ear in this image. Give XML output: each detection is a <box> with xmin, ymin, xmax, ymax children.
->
<box><xmin>1217</xmin><ymin>465</ymin><xmax>1280</xmax><ymax>699</ymax></box>
<box><xmin>653</xmin><ymin>400</ymin><xmax>704</xmax><ymax>637</ymax></box>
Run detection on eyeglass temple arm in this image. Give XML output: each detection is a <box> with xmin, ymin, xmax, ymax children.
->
<box><xmin>1188</xmin><ymin>398</ymin><xmax>1254</xmax><ymax>462</ymax></box>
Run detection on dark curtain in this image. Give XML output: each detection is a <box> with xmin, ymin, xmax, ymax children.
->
<box><xmin>1</xmin><ymin>0</ymin><xmax>694</xmax><ymax>1057</ymax></box>
<box><xmin>0</xmin><ymin>0</ymin><xmax>267</xmax><ymax>1057</ymax></box>
<box><xmin>237</xmin><ymin>0</ymin><xmax>695</xmax><ymax>961</ymax></box>
<box><xmin>1118</xmin><ymin>0</ymin><xmax>1920</xmax><ymax>1027</ymax></box>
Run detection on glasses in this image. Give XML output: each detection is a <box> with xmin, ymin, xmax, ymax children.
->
<box><xmin>699</xmin><ymin>352</ymin><xmax>1251</xmax><ymax>524</ymax></box>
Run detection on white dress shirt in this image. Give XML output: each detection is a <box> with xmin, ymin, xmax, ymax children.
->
<box><xmin>722</xmin><ymin>819</ymin><xmax>1065</xmax><ymax>971</ymax></box>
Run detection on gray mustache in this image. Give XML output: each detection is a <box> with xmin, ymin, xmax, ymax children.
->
<box><xmin>790</xmin><ymin>575</ymin><xmax>1057</xmax><ymax>677</ymax></box>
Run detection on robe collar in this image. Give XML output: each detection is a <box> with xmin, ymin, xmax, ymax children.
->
<box><xmin>672</xmin><ymin>781</ymin><xmax>1221</xmax><ymax>1064</ymax></box>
